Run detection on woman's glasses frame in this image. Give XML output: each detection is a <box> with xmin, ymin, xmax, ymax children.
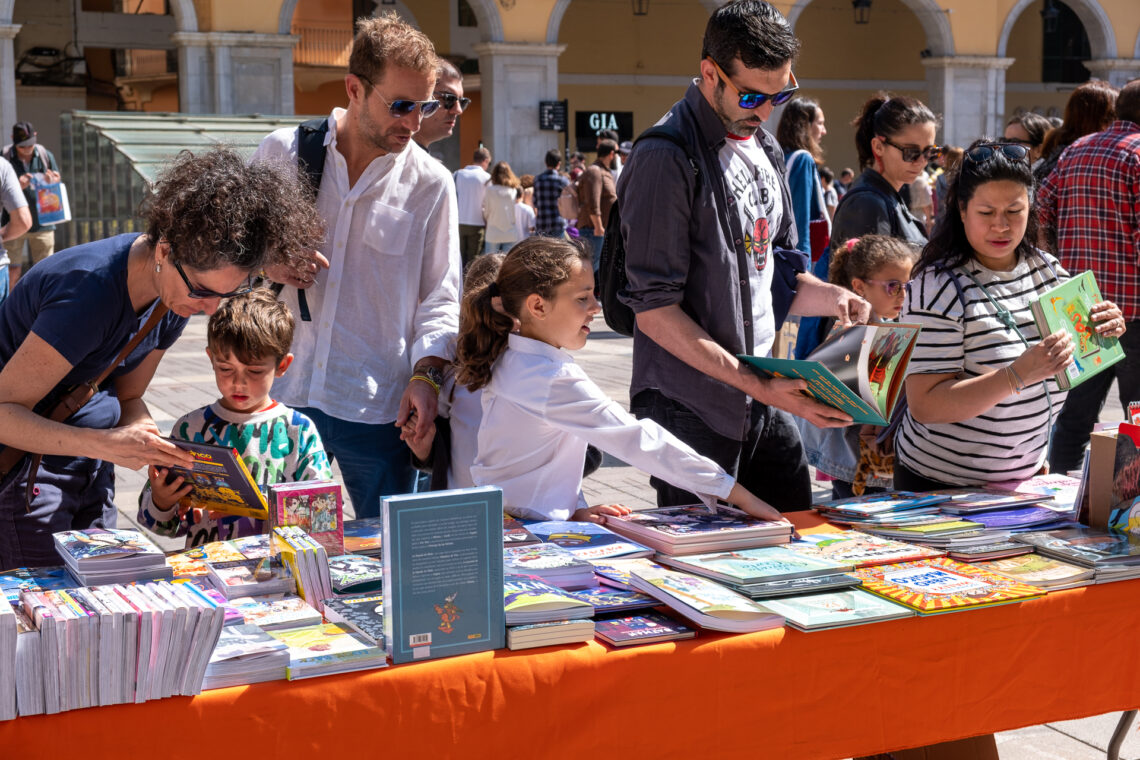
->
<box><xmin>963</xmin><ymin>142</ymin><xmax>1031</xmax><ymax>166</ymax></box>
<box><xmin>880</xmin><ymin>137</ymin><xmax>942</xmax><ymax>164</ymax></box>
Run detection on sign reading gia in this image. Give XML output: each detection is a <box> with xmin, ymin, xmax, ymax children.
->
<box><xmin>575</xmin><ymin>110</ymin><xmax>634</xmax><ymax>152</ymax></box>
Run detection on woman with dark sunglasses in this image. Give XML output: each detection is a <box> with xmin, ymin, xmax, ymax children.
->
<box><xmin>795</xmin><ymin>92</ymin><xmax>936</xmax><ymax>359</ymax></box>
<box><xmin>0</xmin><ymin>148</ymin><xmax>322</xmax><ymax>567</ymax></box>
<box><xmin>894</xmin><ymin>139</ymin><xmax>1123</xmax><ymax>494</ymax></box>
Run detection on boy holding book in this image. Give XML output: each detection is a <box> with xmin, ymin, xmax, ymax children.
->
<box><xmin>138</xmin><ymin>289</ymin><xmax>333</xmax><ymax>546</ymax></box>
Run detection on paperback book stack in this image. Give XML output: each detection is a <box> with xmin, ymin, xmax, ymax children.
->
<box><xmin>628</xmin><ymin>563</ymin><xmax>784</xmax><ymax>633</ymax></box>
<box><xmin>271</xmin><ymin>526</ymin><xmax>332</xmax><ymax>611</ymax></box>
<box><xmin>503</xmin><ymin>574</ymin><xmax>595</xmax><ymax>650</ymax></box>
<box><xmin>226</xmin><ymin>595</ymin><xmax>323</xmax><ymax>631</ymax></box>
<box><xmin>525</xmin><ymin>521</ymin><xmax>653</xmax><ymax>560</ymax></box>
<box><xmin>605</xmin><ymin>505</ymin><xmax>794</xmax><ymax>556</ymax></box>
<box><xmin>655</xmin><ymin>545</ymin><xmax>858</xmax><ymax>599</ymax></box>
<box><xmin>326</xmin><ymin>555</ymin><xmax>384</xmax><ymax>595</ymax></box>
<box><xmin>202</xmin><ymin>623</ymin><xmax>289</xmax><ymax>690</ymax></box>
<box><xmin>503</xmin><ymin>543</ymin><xmax>595</xmax><ymax>590</ymax></box>
<box><xmin>205</xmin><ymin>558</ymin><xmax>294</xmax><ymax>599</ymax></box>
<box><xmin>267</xmin><ymin>622</ymin><xmax>388</xmax><ymax>680</ymax></box>
<box><xmin>814</xmin><ymin>493</ymin><xmax>1001</xmax><ymax>551</ymax></box>
<box><xmin>972</xmin><ymin>553</ymin><xmax>1095</xmax><ymax>591</ymax></box>
<box><xmin>53</xmin><ymin>529</ymin><xmax>173</xmax><ymax>586</ymax></box>
<box><xmin>1011</xmin><ymin>526</ymin><xmax>1140</xmax><ymax>582</ymax></box>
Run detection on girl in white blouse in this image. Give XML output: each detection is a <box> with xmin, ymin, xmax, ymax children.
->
<box><xmin>458</xmin><ymin>237</ymin><xmax>787</xmax><ymax>525</ymax></box>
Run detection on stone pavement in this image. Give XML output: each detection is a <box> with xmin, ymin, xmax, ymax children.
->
<box><xmin>112</xmin><ymin>312</ymin><xmax>1137</xmax><ymax>760</ymax></box>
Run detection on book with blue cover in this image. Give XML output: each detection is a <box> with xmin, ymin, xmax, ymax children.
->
<box><xmin>525</xmin><ymin>520</ymin><xmax>653</xmax><ymax>560</ymax></box>
<box><xmin>0</xmin><ymin>567</ymin><xmax>79</xmax><ymax>607</ymax></box>
<box><xmin>382</xmin><ymin>486</ymin><xmax>505</xmax><ymax>664</ymax></box>
<box><xmin>503</xmin><ymin>574</ymin><xmax>593</xmax><ymax>625</ymax></box>
<box><xmin>566</xmin><ymin>585</ymin><xmax>658</xmax><ymax>614</ymax></box>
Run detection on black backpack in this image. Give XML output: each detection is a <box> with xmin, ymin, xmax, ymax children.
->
<box><xmin>597</xmin><ymin>125</ymin><xmax>699</xmax><ymax>337</ymax></box>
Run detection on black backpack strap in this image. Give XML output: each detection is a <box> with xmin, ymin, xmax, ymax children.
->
<box><xmin>286</xmin><ymin>117</ymin><xmax>329</xmax><ymax>322</ymax></box>
<box><xmin>636</xmin><ymin>125</ymin><xmax>699</xmax><ymax>179</ymax></box>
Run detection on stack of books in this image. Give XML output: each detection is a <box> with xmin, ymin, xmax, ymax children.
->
<box><xmin>267</xmin><ymin>622</ymin><xmax>388</xmax><ymax>680</ymax></box>
<box><xmin>271</xmin><ymin>526</ymin><xmax>332</xmax><ymax>611</ymax></box>
<box><xmin>604</xmin><ymin>504</ymin><xmax>793</xmax><ymax>556</ymax></box>
<box><xmin>226</xmin><ymin>595</ymin><xmax>323</xmax><ymax>631</ymax></box>
<box><xmin>627</xmin><ymin>563</ymin><xmax>784</xmax><ymax>633</ymax></box>
<box><xmin>525</xmin><ymin>520</ymin><xmax>653</xmax><ymax>560</ymax></box>
<box><xmin>202</xmin><ymin>624</ymin><xmax>289</xmax><ymax>690</ymax></box>
<box><xmin>205</xmin><ymin>558</ymin><xmax>295</xmax><ymax>599</ymax></box>
<box><xmin>322</xmin><ymin>594</ymin><xmax>385</xmax><ymax>646</ymax></box>
<box><xmin>972</xmin><ymin>553</ymin><xmax>1095</xmax><ymax>590</ymax></box>
<box><xmin>502</xmin><ymin>543</ymin><xmax>594</xmax><ymax>590</ymax></box>
<box><xmin>654</xmin><ymin>545</ymin><xmax>858</xmax><ymax>599</ymax></box>
<box><xmin>53</xmin><ymin>529</ymin><xmax>172</xmax><ymax>586</ymax></box>
<box><xmin>503</xmin><ymin>574</ymin><xmax>595</xmax><ymax>651</ymax></box>
<box><xmin>757</xmin><ymin>589</ymin><xmax>914</xmax><ymax>631</ymax></box>
<box><xmin>1012</xmin><ymin>526</ymin><xmax>1140</xmax><ymax>582</ymax></box>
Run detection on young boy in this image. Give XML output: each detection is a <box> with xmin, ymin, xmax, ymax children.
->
<box><xmin>138</xmin><ymin>289</ymin><xmax>333</xmax><ymax>547</ymax></box>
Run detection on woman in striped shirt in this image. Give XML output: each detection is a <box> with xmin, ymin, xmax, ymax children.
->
<box><xmin>894</xmin><ymin>140</ymin><xmax>1126</xmax><ymax>490</ymax></box>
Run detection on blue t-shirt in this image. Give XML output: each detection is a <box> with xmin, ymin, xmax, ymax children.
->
<box><xmin>0</xmin><ymin>233</ymin><xmax>189</xmax><ymax>435</ymax></box>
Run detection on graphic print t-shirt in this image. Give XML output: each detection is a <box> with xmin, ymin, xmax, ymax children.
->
<box><xmin>719</xmin><ymin>134</ymin><xmax>784</xmax><ymax>356</ymax></box>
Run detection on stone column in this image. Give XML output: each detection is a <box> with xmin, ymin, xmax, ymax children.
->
<box><xmin>472</xmin><ymin>42</ymin><xmax>566</xmax><ymax>175</ymax></box>
<box><xmin>0</xmin><ymin>24</ymin><xmax>20</xmax><ymax>131</ymax></box>
<box><xmin>1084</xmin><ymin>59</ymin><xmax>1140</xmax><ymax>89</ymax></box>
<box><xmin>922</xmin><ymin>56</ymin><xmax>1015</xmax><ymax>147</ymax></box>
<box><xmin>172</xmin><ymin>32</ymin><xmax>298</xmax><ymax>114</ymax></box>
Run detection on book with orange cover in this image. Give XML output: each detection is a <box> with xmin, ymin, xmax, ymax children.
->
<box><xmin>851</xmin><ymin>556</ymin><xmax>1043</xmax><ymax>615</ymax></box>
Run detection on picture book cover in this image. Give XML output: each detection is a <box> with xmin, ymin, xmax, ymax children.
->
<box><xmin>1030</xmin><ymin>271</ymin><xmax>1124</xmax><ymax>390</ymax></box>
<box><xmin>230</xmin><ymin>534</ymin><xmax>271</xmax><ymax>559</ymax></box>
<box><xmin>503</xmin><ymin>515</ymin><xmax>541</xmax><ymax>546</ymax></box>
<box><xmin>208</xmin><ymin>623</ymin><xmax>289</xmax><ymax>664</ymax></box>
<box><xmin>815</xmin><ymin>491</ymin><xmax>950</xmax><ymax>517</ymax></box>
<box><xmin>503</xmin><ymin>574</ymin><xmax>593</xmax><ymax>623</ymax></box>
<box><xmin>523</xmin><ymin>521</ymin><xmax>653</xmax><ymax>560</ymax></box>
<box><xmin>628</xmin><ymin>564</ymin><xmax>785</xmax><ymax>633</ymax></box>
<box><xmin>502</xmin><ymin>543</ymin><xmax>594</xmax><ymax>575</ymax></box>
<box><xmin>991</xmin><ymin>473</ymin><xmax>1084</xmax><ymax>514</ymax></box>
<box><xmin>382</xmin><ymin>486</ymin><xmax>505</xmax><ymax>664</ymax></box>
<box><xmin>759</xmin><ymin>588</ymin><xmax>915</xmax><ymax>631</ymax></box>
<box><xmin>738</xmin><ymin>322</ymin><xmax>921</xmax><ymax>425</ymax></box>
<box><xmin>973</xmin><ymin>554</ymin><xmax>1095</xmax><ymax>586</ymax></box>
<box><xmin>165</xmin><ymin>551</ymin><xmax>208</xmax><ymax>578</ymax></box>
<box><xmin>588</xmin><ymin>558</ymin><xmax>663</xmax><ymax>590</ymax></box>
<box><xmin>165</xmin><ymin>439</ymin><xmax>268</xmax><ymax>520</ymax></box>
<box><xmin>1012</xmin><ymin>526</ymin><xmax>1140</xmax><ymax>566</ymax></box>
<box><xmin>53</xmin><ymin>528</ymin><xmax>165</xmax><ymax>567</ymax></box>
<box><xmin>267</xmin><ymin>622</ymin><xmax>388</xmax><ymax>679</ymax></box>
<box><xmin>207</xmin><ymin>558</ymin><xmax>294</xmax><ymax>599</ymax></box>
<box><xmin>594</xmin><ymin>611</ymin><xmax>696</xmax><ymax>646</ymax></box>
<box><xmin>606</xmin><ymin>505</ymin><xmax>792</xmax><ymax>540</ymax></box>
<box><xmin>565</xmin><ymin>585</ymin><xmax>657</xmax><ymax>613</ymax></box>
<box><xmin>326</xmin><ymin>554</ymin><xmax>384</xmax><ymax>594</ymax></box>
<box><xmin>655</xmin><ymin>546</ymin><xmax>851</xmax><ymax>585</ymax></box>
<box><xmin>784</xmin><ymin>530</ymin><xmax>944</xmax><ymax>568</ymax></box>
<box><xmin>226</xmin><ymin>595</ymin><xmax>322</xmax><ymax>630</ymax></box>
<box><xmin>963</xmin><ymin>506</ymin><xmax>1064</xmax><ymax>531</ymax></box>
<box><xmin>269</xmin><ymin>480</ymin><xmax>344</xmax><ymax>557</ymax></box>
<box><xmin>851</xmin><ymin>556</ymin><xmax>1044</xmax><ymax>614</ymax></box>
<box><xmin>0</xmin><ymin>566</ymin><xmax>78</xmax><ymax>606</ymax></box>
<box><xmin>342</xmin><ymin>517</ymin><xmax>383</xmax><ymax>556</ymax></box>
<box><xmin>176</xmin><ymin>540</ymin><xmax>247</xmax><ymax>566</ymax></box>
<box><xmin>931</xmin><ymin>489</ymin><xmax>1053</xmax><ymax>514</ymax></box>
<box><xmin>322</xmin><ymin>594</ymin><xmax>385</xmax><ymax>645</ymax></box>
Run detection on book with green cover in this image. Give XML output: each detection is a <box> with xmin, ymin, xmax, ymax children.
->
<box><xmin>1029</xmin><ymin>271</ymin><xmax>1123</xmax><ymax>390</ymax></box>
<box><xmin>738</xmin><ymin>322</ymin><xmax>920</xmax><ymax>425</ymax></box>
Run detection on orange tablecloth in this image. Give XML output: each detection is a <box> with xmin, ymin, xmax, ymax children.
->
<box><xmin>4</xmin><ymin>512</ymin><xmax>1139</xmax><ymax>759</ymax></box>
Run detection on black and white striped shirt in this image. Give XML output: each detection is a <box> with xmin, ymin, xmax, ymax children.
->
<box><xmin>896</xmin><ymin>252</ymin><xmax>1069</xmax><ymax>486</ymax></box>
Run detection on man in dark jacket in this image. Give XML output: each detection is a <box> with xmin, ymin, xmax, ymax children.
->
<box><xmin>617</xmin><ymin>0</ymin><xmax>868</xmax><ymax>511</ymax></box>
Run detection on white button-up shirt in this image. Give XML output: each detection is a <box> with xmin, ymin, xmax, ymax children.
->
<box><xmin>252</xmin><ymin>109</ymin><xmax>461</xmax><ymax>424</ymax></box>
<box><xmin>453</xmin><ymin>164</ymin><xmax>490</xmax><ymax>226</ymax></box>
<box><xmin>472</xmin><ymin>334</ymin><xmax>736</xmax><ymax>521</ymax></box>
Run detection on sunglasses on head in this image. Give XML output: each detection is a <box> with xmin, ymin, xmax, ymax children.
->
<box><xmin>863</xmin><ymin>278</ymin><xmax>908</xmax><ymax>297</ymax></box>
<box><xmin>354</xmin><ymin>73</ymin><xmax>440</xmax><ymax>118</ymax></box>
<box><xmin>880</xmin><ymin>137</ymin><xmax>941</xmax><ymax>163</ymax></box>
<box><xmin>706</xmin><ymin>57</ymin><xmax>799</xmax><ymax>109</ymax></box>
<box><xmin>434</xmin><ymin>92</ymin><xmax>471</xmax><ymax>112</ymax></box>
<box><xmin>171</xmin><ymin>258</ymin><xmax>253</xmax><ymax>300</ymax></box>
<box><xmin>964</xmin><ymin>142</ymin><xmax>1030</xmax><ymax>165</ymax></box>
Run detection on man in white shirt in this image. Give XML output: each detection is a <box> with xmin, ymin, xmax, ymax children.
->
<box><xmin>253</xmin><ymin>13</ymin><xmax>460</xmax><ymax>518</ymax></box>
<box><xmin>454</xmin><ymin>147</ymin><xmax>491</xmax><ymax>268</ymax></box>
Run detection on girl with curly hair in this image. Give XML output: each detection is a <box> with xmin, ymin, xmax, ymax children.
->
<box><xmin>0</xmin><ymin>146</ymin><xmax>322</xmax><ymax>567</ymax></box>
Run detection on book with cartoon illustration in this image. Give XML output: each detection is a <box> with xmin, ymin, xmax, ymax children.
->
<box><xmin>382</xmin><ymin>487</ymin><xmax>505</xmax><ymax>664</ymax></box>
<box><xmin>1030</xmin><ymin>271</ymin><xmax>1123</xmax><ymax>390</ymax></box>
<box><xmin>267</xmin><ymin>622</ymin><xmax>388</xmax><ymax>680</ymax></box>
<box><xmin>503</xmin><ymin>574</ymin><xmax>593</xmax><ymax>625</ymax></box>
<box><xmin>973</xmin><ymin>553</ymin><xmax>1095</xmax><ymax>589</ymax></box>
<box><xmin>783</xmin><ymin>530</ymin><xmax>944</xmax><ymax>568</ymax></box>
<box><xmin>342</xmin><ymin>517</ymin><xmax>383</xmax><ymax>557</ymax></box>
<box><xmin>268</xmin><ymin>480</ymin><xmax>344</xmax><ymax>556</ymax></box>
<box><xmin>628</xmin><ymin>564</ymin><xmax>785</xmax><ymax>633</ymax></box>
<box><xmin>326</xmin><ymin>554</ymin><xmax>384</xmax><ymax>595</ymax></box>
<box><xmin>164</xmin><ymin>439</ymin><xmax>269</xmax><ymax>521</ymax></box>
<box><xmin>565</xmin><ymin>585</ymin><xmax>658</xmax><ymax>614</ymax></box>
<box><xmin>654</xmin><ymin>545</ymin><xmax>851</xmax><ymax>586</ymax></box>
<box><xmin>851</xmin><ymin>556</ymin><xmax>1044</xmax><ymax>615</ymax></box>
<box><xmin>739</xmin><ymin>322</ymin><xmax>921</xmax><ymax>425</ymax></box>
<box><xmin>203</xmin><ymin>623</ymin><xmax>289</xmax><ymax>690</ymax></box>
<box><xmin>226</xmin><ymin>594</ymin><xmax>321</xmax><ymax>630</ymax></box>
<box><xmin>0</xmin><ymin>566</ymin><xmax>79</xmax><ymax>607</ymax></box>
<box><xmin>604</xmin><ymin>505</ymin><xmax>793</xmax><ymax>555</ymax></box>
<box><xmin>758</xmin><ymin>588</ymin><xmax>915</xmax><ymax>631</ymax></box>
<box><xmin>594</xmin><ymin>611</ymin><xmax>696</xmax><ymax>647</ymax></box>
<box><xmin>322</xmin><ymin>593</ymin><xmax>385</xmax><ymax>645</ymax></box>
<box><xmin>525</xmin><ymin>520</ymin><xmax>653</xmax><ymax>560</ymax></box>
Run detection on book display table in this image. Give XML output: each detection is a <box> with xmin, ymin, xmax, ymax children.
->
<box><xmin>4</xmin><ymin>511</ymin><xmax>1139</xmax><ymax>759</ymax></box>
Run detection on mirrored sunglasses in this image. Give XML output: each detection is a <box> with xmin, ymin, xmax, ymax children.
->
<box><xmin>881</xmin><ymin>137</ymin><xmax>942</xmax><ymax>163</ymax></box>
<box><xmin>706</xmin><ymin>57</ymin><xmax>799</xmax><ymax>110</ymax></box>
<box><xmin>964</xmin><ymin>142</ymin><xmax>1030</xmax><ymax>165</ymax></box>
<box><xmin>354</xmin><ymin>72</ymin><xmax>440</xmax><ymax>118</ymax></box>
<box><xmin>434</xmin><ymin>92</ymin><xmax>471</xmax><ymax>112</ymax></box>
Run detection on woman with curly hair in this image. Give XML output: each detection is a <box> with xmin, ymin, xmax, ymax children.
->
<box><xmin>0</xmin><ymin>147</ymin><xmax>322</xmax><ymax>567</ymax></box>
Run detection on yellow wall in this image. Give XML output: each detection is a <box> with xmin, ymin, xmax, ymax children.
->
<box><xmin>292</xmin><ymin>0</ymin><xmax>352</xmax><ymax>26</ymax></box>
<box><xmin>498</xmin><ymin>0</ymin><xmax>561</xmax><ymax>44</ymax></box>
<box><xmin>294</xmin><ymin>77</ymin><xmax>346</xmax><ymax>115</ymax></box>
<box><xmin>197</xmin><ymin>0</ymin><xmax>278</xmax><ymax>33</ymax></box>
<box><xmin>557</xmin><ymin>0</ymin><xmax>707</xmax><ymax>74</ymax></box>
<box><xmin>794</xmin><ymin>0</ymin><xmax>926</xmax><ymax>80</ymax></box>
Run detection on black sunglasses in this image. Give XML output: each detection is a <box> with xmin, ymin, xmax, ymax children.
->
<box><xmin>354</xmin><ymin>73</ymin><xmax>440</xmax><ymax>118</ymax></box>
<box><xmin>434</xmin><ymin>92</ymin><xmax>471</xmax><ymax>112</ymax></box>
<box><xmin>706</xmin><ymin>57</ymin><xmax>799</xmax><ymax>109</ymax></box>
<box><xmin>172</xmin><ymin>259</ymin><xmax>253</xmax><ymax>300</ymax></box>
<box><xmin>881</xmin><ymin>137</ymin><xmax>942</xmax><ymax>163</ymax></box>
<box><xmin>964</xmin><ymin>142</ymin><xmax>1030</xmax><ymax>165</ymax></box>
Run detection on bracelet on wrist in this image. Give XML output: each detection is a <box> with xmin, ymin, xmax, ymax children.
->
<box><xmin>1007</xmin><ymin>362</ymin><xmax>1026</xmax><ymax>392</ymax></box>
<box><xmin>410</xmin><ymin>374</ymin><xmax>441</xmax><ymax>394</ymax></box>
<box><xmin>1004</xmin><ymin>365</ymin><xmax>1022</xmax><ymax>396</ymax></box>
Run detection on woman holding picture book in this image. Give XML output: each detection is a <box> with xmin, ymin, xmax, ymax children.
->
<box><xmin>0</xmin><ymin>148</ymin><xmax>322</xmax><ymax>568</ymax></box>
<box><xmin>894</xmin><ymin>139</ymin><xmax>1125</xmax><ymax>492</ymax></box>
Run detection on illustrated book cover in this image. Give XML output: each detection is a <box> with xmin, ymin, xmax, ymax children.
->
<box><xmin>267</xmin><ymin>622</ymin><xmax>388</xmax><ymax>679</ymax></box>
<box><xmin>654</xmin><ymin>545</ymin><xmax>851</xmax><ymax>585</ymax></box>
<box><xmin>524</xmin><ymin>520</ymin><xmax>653</xmax><ymax>560</ymax></box>
<box><xmin>164</xmin><ymin>440</ymin><xmax>268</xmax><ymax>520</ymax></box>
<box><xmin>594</xmin><ymin>611</ymin><xmax>696</xmax><ymax>646</ymax></box>
<box><xmin>503</xmin><ymin>574</ymin><xmax>593</xmax><ymax>625</ymax></box>
<box><xmin>851</xmin><ymin>556</ymin><xmax>1044</xmax><ymax>615</ymax></box>
<box><xmin>326</xmin><ymin>554</ymin><xmax>384</xmax><ymax>595</ymax></box>
<box><xmin>382</xmin><ymin>486</ymin><xmax>505</xmax><ymax>664</ymax></box>
<box><xmin>738</xmin><ymin>322</ymin><xmax>920</xmax><ymax>425</ymax></box>
<box><xmin>784</xmin><ymin>530</ymin><xmax>944</xmax><ymax>568</ymax></box>
<box><xmin>321</xmin><ymin>594</ymin><xmax>385</xmax><ymax>645</ymax></box>
<box><xmin>268</xmin><ymin>479</ymin><xmax>344</xmax><ymax>557</ymax></box>
<box><xmin>342</xmin><ymin>517</ymin><xmax>383</xmax><ymax>556</ymax></box>
<box><xmin>1029</xmin><ymin>271</ymin><xmax>1124</xmax><ymax>390</ymax></box>
<box><xmin>758</xmin><ymin>588</ymin><xmax>915</xmax><ymax>631</ymax></box>
<box><xmin>628</xmin><ymin>564</ymin><xmax>785</xmax><ymax>633</ymax></box>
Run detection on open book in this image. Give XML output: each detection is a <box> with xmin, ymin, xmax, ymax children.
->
<box><xmin>1029</xmin><ymin>271</ymin><xmax>1123</xmax><ymax>390</ymax></box>
<box><xmin>739</xmin><ymin>322</ymin><xmax>920</xmax><ymax>425</ymax></box>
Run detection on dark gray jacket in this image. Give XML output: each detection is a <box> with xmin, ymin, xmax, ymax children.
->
<box><xmin>616</xmin><ymin>82</ymin><xmax>798</xmax><ymax>441</ymax></box>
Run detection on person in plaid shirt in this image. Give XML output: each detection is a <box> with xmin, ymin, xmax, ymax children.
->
<box><xmin>1038</xmin><ymin>78</ymin><xmax>1140</xmax><ymax>473</ymax></box>
<box><xmin>533</xmin><ymin>149</ymin><xmax>569</xmax><ymax>238</ymax></box>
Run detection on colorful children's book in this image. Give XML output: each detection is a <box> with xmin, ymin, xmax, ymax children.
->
<box><xmin>267</xmin><ymin>622</ymin><xmax>388</xmax><ymax>680</ymax></box>
<box><xmin>655</xmin><ymin>545</ymin><xmax>852</xmax><ymax>586</ymax></box>
<box><xmin>226</xmin><ymin>595</ymin><xmax>322</xmax><ymax>630</ymax></box>
<box><xmin>594</xmin><ymin>611</ymin><xmax>696</xmax><ymax>647</ymax></box>
<box><xmin>588</xmin><ymin>558</ymin><xmax>663</xmax><ymax>590</ymax></box>
<box><xmin>851</xmin><ymin>556</ymin><xmax>1044</xmax><ymax>615</ymax></box>
<box><xmin>784</xmin><ymin>530</ymin><xmax>944</xmax><ymax>568</ymax></box>
<box><xmin>0</xmin><ymin>567</ymin><xmax>79</xmax><ymax>607</ymax></box>
<box><xmin>326</xmin><ymin>554</ymin><xmax>384</xmax><ymax>595</ymax></box>
<box><xmin>503</xmin><ymin>574</ymin><xmax>594</xmax><ymax>625</ymax></box>
<box><xmin>502</xmin><ymin>542</ymin><xmax>595</xmax><ymax>589</ymax></box>
<box><xmin>321</xmin><ymin>594</ymin><xmax>385</xmax><ymax>645</ymax></box>
<box><xmin>342</xmin><ymin>517</ymin><xmax>383</xmax><ymax>557</ymax></box>
<box><xmin>206</xmin><ymin>558</ymin><xmax>295</xmax><ymax>599</ymax></box>
<box><xmin>1029</xmin><ymin>271</ymin><xmax>1124</xmax><ymax>390</ymax></box>
<box><xmin>739</xmin><ymin>322</ymin><xmax>920</xmax><ymax>425</ymax></box>
<box><xmin>503</xmin><ymin>515</ymin><xmax>541</xmax><ymax>547</ymax></box>
<box><xmin>164</xmin><ymin>440</ymin><xmax>269</xmax><ymax>520</ymax></box>
<box><xmin>268</xmin><ymin>480</ymin><xmax>344</xmax><ymax>556</ymax></box>
<box><xmin>382</xmin><ymin>487</ymin><xmax>505</xmax><ymax>664</ymax></box>
<box><xmin>565</xmin><ymin>585</ymin><xmax>658</xmax><ymax>614</ymax></box>
<box><xmin>815</xmin><ymin>491</ymin><xmax>950</xmax><ymax>518</ymax></box>
<box><xmin>604</xmin><ymin>505</ymin><xmax>793</xmax><ymax>555</ymax></box>
<box><xmin>230</xmin><ymin>534</ymin><xmax>271</xmax><ymax>559</ymax></box>
<box><xmin>973</xmin><ymin>553</ymin><xmax>1095</xmax><ymax>589</ymax></box>
<box><xmin>757</xmin><ymin>588</ymin><xmax>914</xmax><ymax>631</ymax></box>
<box><xmin>53</xmin><ymin>529</ymin><xmax>172</xmax><ymax>585</ymax></box>
<box><xmin>628</xmin><ymin>564</ymin><xmax>785</xmax><ymax>633</ymax></box>
<box><xmin>505</xmin><ymin>619</ymin><xmax>595</xmax><ymax>651</ymax></box>
<box><xmin>1011</xmin><ymin>526</ymin><xmax>1140</xmax><ymax>568</ymax></box>
<box><xmin>524</xmin><ymin>520</ymin><xmax>654</xmax><ymax>560</ymax></box>
<box><xmin>203</xmin><ymin>623</ymin><xmax>289</xmax><ymax>690</ymax></box>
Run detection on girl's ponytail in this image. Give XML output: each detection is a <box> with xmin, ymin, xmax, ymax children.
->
<box><xmin>455</xmin><ymin>278</ymin><xmax>516</xmax><ymax>391</ymax></box>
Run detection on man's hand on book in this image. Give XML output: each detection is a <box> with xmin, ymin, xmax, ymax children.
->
<box><xmin>749</xmin><ymin>376</ymin><xmax>852</xmax><ymax>429</ymax></box>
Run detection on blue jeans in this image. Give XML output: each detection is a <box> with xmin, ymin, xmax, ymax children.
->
<box><xmin>483</xmin><ymin>240</ymin><xmax>515</xmax><ymax>254</ymax></box>
<box><xmin>630</xmin><ymin>390</ymin><xmax>811</xmax><ymax>512</ymax></box>
<box><xmin>1048</xmin><ymin>322</ymin><xmax>1140</xmax><ymax>473</ymax></box>
<box><xmin>578</xmin><ymin>226</ymin><xmax>604</xmax><ymax>271</ymax></box>
<box><xmin>295</xmin><ymin>407</ymin><xmax>418</xmax><ymax>519</ymax></box>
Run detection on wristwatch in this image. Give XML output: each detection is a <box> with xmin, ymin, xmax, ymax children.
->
<box><xmin>413</xmin><ymin>364</ymin><xmax>445</xmax><ymax>389</ymax></box>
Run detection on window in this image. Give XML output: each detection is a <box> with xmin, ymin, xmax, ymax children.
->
<box><xmin>458</xmin><ymin>0</ymin><xmax>478</xmax><ymax>28</ymax></box>
<box><xmin>1041</xmin><ymin>0</ymin><xmax>1090</xmax><ymax>83</ymax></box>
